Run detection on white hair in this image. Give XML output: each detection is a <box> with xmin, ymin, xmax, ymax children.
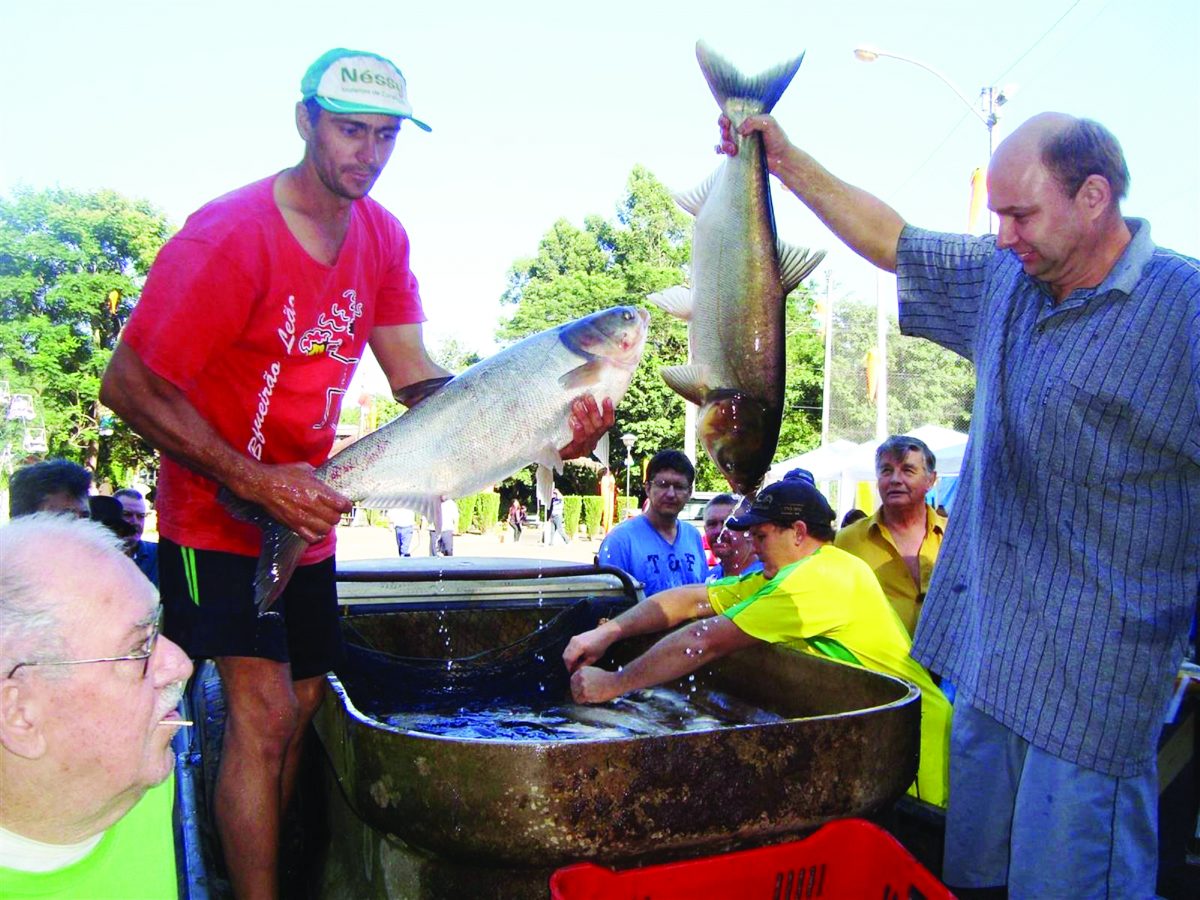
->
<box><xmin>0</xmin><ymin>514</ymin><xmax>128</xmax><ymax>675</ymax></box>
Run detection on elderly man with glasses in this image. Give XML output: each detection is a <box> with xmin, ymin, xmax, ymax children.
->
<box><xmin>597</xmin><ymin>449</ymin><xmax>708</xmax><ymax>597</ymax></box>
<box><xmin>0</xmin><ymin>514</ymin><xmax>193</xmax><ymax>898</ymax></box>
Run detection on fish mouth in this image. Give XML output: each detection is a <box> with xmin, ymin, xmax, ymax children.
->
<box><xmin>698</xmin><ymin>392</ymin><xmax>780</xmax><ymax>494</ymax></box>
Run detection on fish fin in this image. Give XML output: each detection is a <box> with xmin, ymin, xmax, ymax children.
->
<box><xmin>695</xmin><ymin>41</ymin><xmax>805</xmax><ymax>116</ymax></box>
<box><xmin>359</xmin><ymin>493</ymin><xmax>441</xmax><ymax>522</ymax></box>
<box><xmin>647</xmin><ymin>285</ymin><xmax>694</xmax><ymax>322</ymax></box>
<box><xmin>217</xmin><ymin>487</ymin><xmax>317</xmax><ymax>614</ymax></box>
<box><xmin>536</xmin><ymin>463</ymin><xmax>556</xmax><ymax>508</ymax></box>
<box><xmin>592</xmin><ymin>432</ymin><xmax>611</xmax><ymax>467</ymax></box>
<box><xmin>673</xmin><ymin>170</ymin><xmax>719</xmax><ymax>217</ymax></box>
<box><xmin>537</xmin><ymin>444</ymin><xmax>566</xmax><ymax>475</ymax></box>
<box><xmin>254</xmin><ymin>520</ymin><xmax>308</xmax><ymax>614</ymax></box>
<box><xmin>660</xmin><ymin>363</ymin><xmax>712</xmax><ymax>407</ymax></box>
<box><xmin>558</xmin><ymin>360</ymin><xmax>606</xmax><ymax>392</ymax></box>
<box><xmin>217</xmin><ymin>486</ymin><xmax>272</xmax><ymax>527</ymax></box>
<box><xmin>777</xmin><ymin>243</ymin><xmax>827</xmax><ymax>294</ymax></box>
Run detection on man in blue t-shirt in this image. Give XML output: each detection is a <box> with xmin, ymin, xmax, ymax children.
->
<box><xmin>598</xmin><ymin>449</ymin><xmax>707</xmax><ymax>596</ymax></box>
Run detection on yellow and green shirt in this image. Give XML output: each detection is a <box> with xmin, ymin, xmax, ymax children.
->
<box><xmin>834</xmin><ymin>505</ymin><xmax>946</xmax><ymax>637</ymax></box>
<box><xmin>708</xmin><ymin>544</ymin><xmax>950</xmax><ymax>807</ymax></box>
<box><xmin>0</xmin><ymin>775</ymin><xmax>177</xmax><ymax>899</ymax></box>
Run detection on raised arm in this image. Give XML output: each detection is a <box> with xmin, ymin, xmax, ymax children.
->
<box><xmin>100</xmin><ymin>342</ymin><xmax>351</xmax><ymax>543</ymax></box>
<box><xmin>719</xmin><ymin>114</ymin><xmax>906</xmax><ymax>272</ymax></box>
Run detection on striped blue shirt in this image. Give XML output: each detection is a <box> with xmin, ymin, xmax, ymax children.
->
<box><xmin>898</xmin><ymin>219</ymin><xmax>1200</xmax><ymax>776</ymax></box>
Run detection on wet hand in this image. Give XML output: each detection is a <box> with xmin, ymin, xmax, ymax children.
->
<box><xmin>563</xmin><ymin>628</ymin><xmax>609</xmax><ymax>673</ymax></box>
<box><xmin>248</xmin><ymin>461</ymin><xmax>352</xmax><ymax>543</ymax></box>
<box><xmin>715</xmin><ymin>114</ymin><xmax>792</xmax><ymax>172</ymax></box>
<box><xmin>570</xmin><ymin>666</ymin><xmax>622</xmax><ymax>704</ymax></box>
<box><xmin>558</xmin><ymin>396</ymin><xmax>614</xmax><ymax>461</ymax></box>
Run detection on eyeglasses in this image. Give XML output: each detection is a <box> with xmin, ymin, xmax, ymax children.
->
<box><xmin>648</xmin><ymin>478</ymin><xmax>692</xmax><ymax>494</ymax></box>
<box><xmin>6</xmin><ymin>606</ymin><xmax>162</xmax><ymax>680</ymax></box>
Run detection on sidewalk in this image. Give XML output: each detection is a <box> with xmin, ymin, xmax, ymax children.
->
<box><xmin>335</xmin><ymin>522</ymin><xmax>601</xmax><ymax>565</ymax></box>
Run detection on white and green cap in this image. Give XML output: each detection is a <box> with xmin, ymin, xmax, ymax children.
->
<box><xmin>301</xmin><ymin>48</ymin><xmax>431</xmax><ymax>131</ymax></box>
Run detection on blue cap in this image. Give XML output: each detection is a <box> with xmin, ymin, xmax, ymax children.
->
<box><xmin>726</xmin><ymin>469</ymin><xmax>834</xmax><ymax>530</ymax></box>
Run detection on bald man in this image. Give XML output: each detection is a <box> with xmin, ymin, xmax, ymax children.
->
<box><xmin>719</xmin><ymin>113</ymin><xmax>1200</xmax><ymax>897</ymax></box>
<box><xmin>0</xmin><ymin>514</ymin><xmax>193</xmax><ymax>898</ymax></box>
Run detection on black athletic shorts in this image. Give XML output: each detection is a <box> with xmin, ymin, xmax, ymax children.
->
<box><xmin>158</xmin><ymin>537</ymin><xmax>344</xmax><ymax>680</ymax></box>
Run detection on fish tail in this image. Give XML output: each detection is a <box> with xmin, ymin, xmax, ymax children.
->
<box><xmin>695</xmin><ymin>41</ymin><xmax>804</xmax><ymax>116</ymax></box>
<box><xmin>254</xmin><ymin>520</ymin><xmax>308</xmax><ymax>615</ymax></box>
<box><xmin>216</xmin><ymin>487</ymin><xmax>306</xmax><ymax>615</ymax></box>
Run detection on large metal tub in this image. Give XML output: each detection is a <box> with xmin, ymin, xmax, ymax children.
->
<box><xmin>313</xmin><ymin>558</ymin><xmax>920</xmax><ymax>868</ymax></box>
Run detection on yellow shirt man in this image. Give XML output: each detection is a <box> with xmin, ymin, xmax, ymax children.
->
<box><xmin>709</xmin><ymin>544</ymin><xmax>950</xmax><ymax>807</ymax></box>
<box><xmin>835</xmin><ymin>505</ymin><xmax>946</xmax><ymax>637</ymax></box>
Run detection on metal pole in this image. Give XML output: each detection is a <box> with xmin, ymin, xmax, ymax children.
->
<box><xmin>820</xmin><ymin>269</ymin><xmax>834</xmax><ymax>446</ymax></box>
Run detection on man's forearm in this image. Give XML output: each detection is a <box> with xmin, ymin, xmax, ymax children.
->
<box><xmin>607</xmin><ymin>584</ymin><xmax>711</xmax><ymax>640</ymax></box>
<box><xmin>770</xmin><ymin>144</ymin><xmax>905</xmax><ymax>272</ymax></box>
<box><xmin>100</xmin><ymin>343</ymin><xmax>259</xmax><ymax>496</ymax></box>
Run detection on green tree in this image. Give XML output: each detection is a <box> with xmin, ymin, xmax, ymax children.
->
<box><xmin>0</xmin><ymin>187</ymin><xmax>173</xmax><ymax>486</ymax></box>
<box><xmin>498</xmin><ymin>165</ymin><xmax>834</xmax><ymax>493</ymax></box>
<box><xmin>499</xmin><ymin>166</ymin><xmax>694</xmax><ymax>483</ymax></box>
<box><xmin>825</xmin><ymin>299</ymin><xmax>975</xmax><ymax>442</ymax></box>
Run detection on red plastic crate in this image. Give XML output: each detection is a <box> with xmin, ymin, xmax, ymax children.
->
<box><xmin>550</xmin><ymin>818</ymin><xmax>955</xmax><ymax>899</ymax></box>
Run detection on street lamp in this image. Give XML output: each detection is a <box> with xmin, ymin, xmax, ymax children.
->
<box><xmin>853</xmin><ymin>45</ymin><xmax>1012</xmax><ymax>159</ymax></box>
<box><xmin>620</xmin><ymin>433</ymin><xmax>636</xmax><ymax>497</ymax></box>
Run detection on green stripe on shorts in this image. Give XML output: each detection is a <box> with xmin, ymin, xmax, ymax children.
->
<box><xmin>181</xmin><ymin>546</ymin><xmax>200</xmax><ymax>606</ymax></box>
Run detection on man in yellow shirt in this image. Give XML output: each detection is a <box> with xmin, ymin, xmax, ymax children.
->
<box><xmin>835</xmin><ymin>435</ymin><xmax>946</xmax><ymax>637</ymax></box>
<box><xmin>565</xmin><ymin>470</ymin><xmax>950</xmax><ymax>807</ymax></box>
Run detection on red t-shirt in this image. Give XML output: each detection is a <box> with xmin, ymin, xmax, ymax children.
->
<box><xmin>122</xmin><ymin>175</ymin><xmax>425</xmax><ymax>560</ymax></box>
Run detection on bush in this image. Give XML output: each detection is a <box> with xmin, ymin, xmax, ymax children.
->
<box><xmin>562</xmin><ymin>495</ymin><xmax>582</xmax><ymax>539</ymax></box>
<box><xmin>581</xmin><ymin>496</ymin><xmax>604</xmax><ymax>538</ymax></box>
<box><xmin>476</xmin><ymin>491</ymin><xmax>501</xmax><ymax>532</ymax></box>
<box><xmin>454</xmin><ymin>495</ymin><xmax>478</xmax><ymax>534</ymax></box>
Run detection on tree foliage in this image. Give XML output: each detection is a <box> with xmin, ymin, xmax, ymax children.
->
<box><xmin>0</xmin><ymin>187</ymin><xmax>173</xmax><ymax>486</ymax></box>
<box><xmin>498</xmin><ymin>166</ymin><xmax>694</xmax><ymax>484</ymax></box>
<box><xmin>498</xmin><ymin>165</ymin><xmax>833</xmax><ymax>492</ymax></box>
<box><xmin>825</xmin><ymin>299</ymin><xmax>975</xmax><ymax>442</ymax></box>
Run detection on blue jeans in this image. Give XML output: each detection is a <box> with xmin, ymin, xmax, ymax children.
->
<box><xmin>943</xmin><ymin>702</ymin><xmax>1158</xmax><ymax>899</ymax></box>
<box><xmin>393</xmin><ymin>525</ymin><xmax>413</xmax><ymax>556</ymax></box>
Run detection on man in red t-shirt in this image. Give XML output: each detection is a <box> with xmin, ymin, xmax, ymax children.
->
<box><xmin>100</xmin><ymin>48</ymin><xmax>610</xmax><ymax>899</ymax></box>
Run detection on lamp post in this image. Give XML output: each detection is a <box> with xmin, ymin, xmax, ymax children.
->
<box><xmin>620</xmin><ymin>433</ymin><xmax>636</xmax><ymax>497</ymax></box>
<box><xmin>852</xmin><ymin>46</ymin><xmax>1011</xmax><ymax>160</ymax></box>
<box><xmin>850</xmin><ymin>46</ymin><xmax>1013</xmax><ymax>442</ymax></box>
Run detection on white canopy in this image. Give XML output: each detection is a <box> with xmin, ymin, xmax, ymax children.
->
<box><xmin>767</xmin><ymin>425</ymin><xmax>969</xmax><ymax>519</ymax></box>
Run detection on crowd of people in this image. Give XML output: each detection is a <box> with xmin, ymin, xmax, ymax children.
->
<box><xmin>2</xmin><ymin>36</ymin><xmax>1196</xmax><ymax>900</ymax></box>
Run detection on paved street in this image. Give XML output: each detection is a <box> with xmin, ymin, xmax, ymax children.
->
<box><xmin>334</xmin><ymin>521</ymin><xmax>601</xmax><ymax>565</ymax></box>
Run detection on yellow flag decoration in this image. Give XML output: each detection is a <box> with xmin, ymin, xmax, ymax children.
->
<box><xmin>968</xmin><ymin>167</ymin><xmax>988</xmax><ymax>235</ymax></box>
<box><xmin>864</xmin><ymin>347</ymin><xmax>880</xmax><ymax>404</ymax></box>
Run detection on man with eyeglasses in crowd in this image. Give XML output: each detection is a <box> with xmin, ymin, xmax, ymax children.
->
<box><xmin>0</xmin><ymin>514</ymin><xmax>193</xmax><ymax>898</ymax></box>
<box><xmin>597</xmin><ymin>449</ymin><xmax>707</xmax><ymax>597</ymax></box>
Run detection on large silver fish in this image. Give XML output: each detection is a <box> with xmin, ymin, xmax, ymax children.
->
<box><xmin>231</xmin><ymin>306</ymin><xmax>650</xmax><ymax>612</ymax></box>
<box><xmin>650</xmin><ymin>42</ymin><xmax>824</xmax><ymax>495</ymax></box>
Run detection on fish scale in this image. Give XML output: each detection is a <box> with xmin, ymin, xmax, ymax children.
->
<box><xmin>651</xmin><ymin>42</ymin><xmax>825</xmax><ymax>495</ymax></box>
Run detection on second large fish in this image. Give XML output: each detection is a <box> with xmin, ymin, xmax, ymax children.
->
<box><xmin>651</xmin><ymin>42</ymin><xmax>824</xmax><ymax>494</ymax></box>
<box><xmin>232</xmin><ymin>306</ymin><xmax>649</xmax><ymax>612</ymax></box>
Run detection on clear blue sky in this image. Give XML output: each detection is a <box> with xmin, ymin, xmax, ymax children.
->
<box><xmin>2</xmin><ymin>0</ymin><xmax>1196</xmax><ymax>391</ymax></box>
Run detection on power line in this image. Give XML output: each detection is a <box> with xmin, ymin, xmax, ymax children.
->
<box><xmin>992</xmin><ymin>0</ymin><xmax>1088</xmax><ymax>84</ymax></box>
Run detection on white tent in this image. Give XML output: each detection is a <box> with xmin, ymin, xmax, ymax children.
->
<box><xmin>769</xmin><ymin>426</ymin><xmax>969</xmax><ymax>520</ymax></box>
<box><xmin>765</xmin><ymin>438</ymin><xmax>859</xmax><ymax>484</ymax></box>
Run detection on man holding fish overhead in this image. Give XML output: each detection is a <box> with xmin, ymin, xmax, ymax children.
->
<box><xmin>100</xmin><ymin>48</ymin><xmax>611</xmax><ymax>900</ymax></box>
<box><xmin>718</xmin><ymin>110</ymin><xmax>1200</xmax><ymax>897</ymax></box>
